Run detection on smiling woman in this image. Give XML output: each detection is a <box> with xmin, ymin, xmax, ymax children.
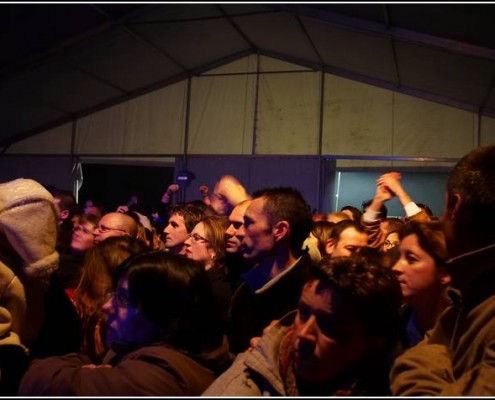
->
<box><xmin>18</xmin><ymin>251</ymin><xmax>231</xmax><ymax>396</ymax></box>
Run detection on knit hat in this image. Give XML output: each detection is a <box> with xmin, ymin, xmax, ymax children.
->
<box><xmin>0</xmin><ymin>178</ymin><xmax>59</xmax><ymax>280</ymax></box>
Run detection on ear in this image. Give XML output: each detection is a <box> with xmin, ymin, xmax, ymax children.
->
<box><xmin>325</xmin><ymin>238</ymin><xmax>335</xmax><ymax>255</ymax></box>
<box><xmin>273</xmin><ymin>220</ymin><xmax>290</xmax><ymax>242</ymax></box>
<box><xmin>438</xmin><ymin>267</ymin><xmax>451</xmax><ymax>286</ymax></box>
<box><xmin>60</xmin><ymin>209</ymin><xmax>70</xmax><ymax>220</ymax></box>
<box><xmin>446</xmin><ymin>193</ymin><xmax>463</xmax><ymax>218</ymax></box>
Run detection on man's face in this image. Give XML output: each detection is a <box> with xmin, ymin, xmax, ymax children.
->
<box><xmin>239</xmin><ymin>197</ymin><xmax>275</xmax><ymax>261</ymax></box>
<box><xmin>292</xmin><ymin>280</ymin><xmax>370</xmax><ymax>383</ymax></box>
<box><xmin>93</xmin><ymin>213</ymin><xmax>131</xmax><ymax>245</ymax></box>
<box><xmin>225</xmin><ymin>201</ymin><xmax>251</xmax><ymax>254</ymax></box>
<box><xmin>163</xmin><ymin>213</ymin><xmax>189</xmax><ymax>253</ymax></box>
<box><xmin>328</xmin><ymin>227</ymin><xmax>368</xmax><ymax>258</ymax></box>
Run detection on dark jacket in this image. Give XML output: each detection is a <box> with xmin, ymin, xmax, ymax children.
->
<box><xmin>19</xmin><ymin>338</ymin><xmax>231</xmax><ymax>396</ymax></box>
<box><xmin>207</xmin><ymin>265</ymin><xmax>232</xmax><ymax>332</ymax></box>
<box><xmin>227</xmin><ymin>251</ymin><xmax>313</xmax><ymax>354</ymax></box>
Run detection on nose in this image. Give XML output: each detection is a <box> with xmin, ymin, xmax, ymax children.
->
<box><xmin>184</xmin><ymin>236</ymin><xmax>192</xmax><ymax>246</ymax></box>
<box><xmin>101</xmin><ymin>296</ymin><xmax>114</xmax><ymax>315</ymax></box>
<box><xmin>298</xmin><ymin>315</ymin><xmax>317</xmax><ymax>339</ymax></box>
<box><xmin>392</xmin><ymin>259</ymin><xmax>404</xmax><ymax>274</ymax></box>
<box><xmin>297</xmin><ymin>316</ymin><xmax>317</xmax><ymax>356</ymax></box>
<box><xmin>237</xmin><ymin>224</ymin><xmax>245</xmax><ymax>238</ymax></box>
<box><xmin>225</xmin><ymin>224</ymin><xmax>235</xmax><ymax>238</ymax></box>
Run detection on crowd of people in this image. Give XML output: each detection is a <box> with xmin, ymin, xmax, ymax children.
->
<box><xmin>0</xmin><ymin>143</ymin><xmax>494</xmax><ymax>396</ymax></box>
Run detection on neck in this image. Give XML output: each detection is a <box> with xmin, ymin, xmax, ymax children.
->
<box><xmin>411</xmin><ymin>290</ymin><xmax>450</xmax><ymax>333</ymax></box>
<box><xmin>258</xmin><ymin>247</ymin><xmax>299</xmax><ymax>280</ymax></box>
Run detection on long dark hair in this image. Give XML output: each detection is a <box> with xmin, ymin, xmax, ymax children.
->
<box><xmin>113</xmin><ymin>251</ymin><xmax>224</xmax><ymax>355</ymax></box>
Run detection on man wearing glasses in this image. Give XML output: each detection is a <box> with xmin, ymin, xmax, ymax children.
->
<box><xmin>93</xmin><ymin>212</ymin><xmax>138</xmax><ymax>245</ymax></box>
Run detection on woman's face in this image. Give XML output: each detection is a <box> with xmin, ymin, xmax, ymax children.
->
<box><xmin>70</xmin><ymin>221</ymin><xmax>96</xmax><ymax>254</ymax></box>
<box><xmin>392</xmin><ymin>233</ymin><xmax>446</xmax><ymax>304</ymax></box>
<box><xmin>382</xmin><ymin>231</ymin><xmax>400</xmax><ymax>252</ymax></box>
<box><xmin>102</xmin><ymin>278</ymin><xmax>159</xmax><ymax>349</ymax></box>
<box><xmin>184</xmin><ymin>222</ymin><xmax>216</xmax><ymax>269</ymax></box>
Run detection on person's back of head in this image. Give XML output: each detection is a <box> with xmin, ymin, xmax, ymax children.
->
<box><xmin>445</xmin><ymin>144</ymin><xmax>495</xmax><ymax>255</ymax></box>
<box><xmin>113</xmin><ymin>251</ymin><xmax>224</xmax><ymax>356</ymax></box>
<box><xmin>253</xmin><ymin>187</ymin><xmax>312</xmax><ymax>256</ymax></box>
<box><xmin>340</xmin><ymin>205</ymin><xmax>363</xmax><ymax>222</ymax></box>
<box><xmin>52</xmin><ymin>189</ymin><xmax>77</xmax><ymax>219</ymax></box>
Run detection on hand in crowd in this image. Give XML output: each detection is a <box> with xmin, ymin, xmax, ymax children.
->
<box><xmin>377</xmin><ymin>172</ymin><xmax>402</xmax><ymax>196</ymax></box>
<box><xmin>374</xmin><ymin>181</ymin><xmax>394</xmax><ymax>204</ymax></box>
<box><xmin>199</xmin><ymin>184</ymin><xmax>209</xmax><ymax>198</ymax></box>
<box><xmin>116</xmin><ymin>205</ymin><xmax>129</xmax><ymax>213</ymax></box>
<box><xmin>248</xmin><ymin>319</ymin><xmax>279</xmax><ymax>350</ymax></box>
<box><xmin>161</xmin><ymin>183</ymin><xmax>180</xmax><ymax>203</ymax></box>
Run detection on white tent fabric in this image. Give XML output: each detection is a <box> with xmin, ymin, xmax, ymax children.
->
<box><xmin>5</xmin><ymin>55</ymin><xmax>494</xmax><ymax>168</ymax></box>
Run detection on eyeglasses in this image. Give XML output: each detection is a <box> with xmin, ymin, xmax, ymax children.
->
<box><xmin>96</xmin><ymin>224</ymin><xmax>129</xmax><ymax>235</ymax></box>
<box><xmin>190</xmin><ymin>233</ymin><xmax>209</xmax><ymax>244</ymax></box>
<box><xmin>383</xmin><ymin>240</ymin><xmax>399</xmax><ymax>249</ymax></box>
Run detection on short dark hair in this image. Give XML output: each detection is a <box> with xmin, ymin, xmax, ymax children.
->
<box><xmin>53</xmin><ymin>189</ymin><xmax>77</xmax><ymax>216</ymax></box>
<box><xmin>312</xmin><ymin>255</ymin><xmax>401</xmax><ymax>345</ymax></box>
<box><xmin>330</xmin><ymin>220</ymin><xmax>366</xmax><ymax>244</ymax></box>
<box><xmin>114</xmin><ymin>251</ymin><xmax>224</xmax><ymax>355</ymax></box>
<box><xmin>446</xmin><ymin>144</ymin><xmax>495</xmax><ymax>233</ymax></box>
<box><xmin>253</xmin><ymin>187</ymin><xmax>312</xmax><ymax>255</ymax></box>
<box><xmin>340</xmin><ymin>205</ymin><xmax>363</xmax><ymax>222</ymax></box>
<box><xmin>169</xmin><ymin>204</ymin><xmax>205</xmax><ymax>233</ymax></box>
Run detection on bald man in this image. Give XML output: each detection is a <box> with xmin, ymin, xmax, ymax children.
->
<box><xmin>93</xmin><ymin>212</ymin><xmax>138</xmax><ymax>245</ymax></box>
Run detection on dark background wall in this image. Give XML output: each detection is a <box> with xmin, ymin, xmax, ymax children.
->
<box><xmin>78</xmin><ymin>163</ymin><xmax>175</xmax><ymax>214</ymax></box>
<box><xmin>0</xmin><ymin>156</ymin><xmax>74</xmax><ymax>191</ymax></box>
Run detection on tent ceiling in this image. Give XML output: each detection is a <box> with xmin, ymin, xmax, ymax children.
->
<box><xmin>2</xmin><ymin>3</ymin><xmax>495</xmax><ymax>148</ymax></box>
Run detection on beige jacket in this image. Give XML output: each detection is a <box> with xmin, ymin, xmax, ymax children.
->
<box><xmin>390</xmin><ymin>243</ymin><xmax>495</xmax><ymax>396</ymax></box>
